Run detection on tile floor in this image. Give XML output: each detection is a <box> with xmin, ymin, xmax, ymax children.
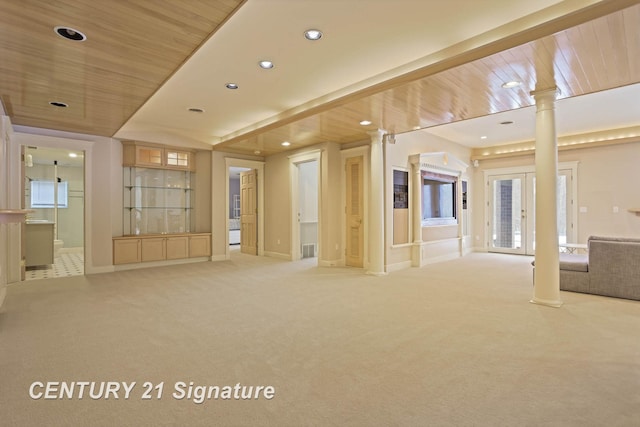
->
<box><xmin>25</xmin><ymin>249</ymin><xmax>84</xmax><ymax>280</ymax></box>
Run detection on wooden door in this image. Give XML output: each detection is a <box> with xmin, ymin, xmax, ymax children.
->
<box><xmin>240</xmin><ymin>170</ymin><xmax>257</xmax><ymax>255</ymax></box>
<box><xmin>345</xmin><ymin>156</ymin><xmax>364</xmax><ymax>267</ymax></box>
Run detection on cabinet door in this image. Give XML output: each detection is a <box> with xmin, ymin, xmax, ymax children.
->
<box><xmin>166</xmin><ymin>236</ymin><xmax>189</xmax><ymax>260</ymax></box>
<box><xmin>136</xmin><ymin>145</ymin><xmax>163</xmax><ymax>167</ymax></box>
<box><xmin>189</xmin><ymin>234</ymin><xmax>211</xmax><ymax>257</ymax></box>
<box><xmin>165</xmin><ymin>149</ymin><xmax>193</xmax><ymax>171</ymax></box>
<box><xmin>141</xmin><ymin>237</ymin><xmax>165</xmax><ymax>262</ymax></box>
<box><xmin>113</xmin><ymin>239</ymin><xmax>141</xmax><ymax>264</ymax></box>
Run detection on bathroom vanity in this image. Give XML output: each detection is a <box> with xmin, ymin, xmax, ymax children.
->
<box><xmin>25</xmin><ymin>221</ymin><xmax>54</xmax><ymax>267</ymax></box>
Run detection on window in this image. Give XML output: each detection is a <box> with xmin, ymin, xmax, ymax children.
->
<box><xmin>30</xmin><ymin>180</ymin><xmax>68</xmax><ymax>208</ymax></box>
<box><xmin>422</xmin><ymin>171</ymin><xmax>456</xmax><ymax>225</ymax></box>
<box><xmin>393</xmin><ymin>170</ymin><xmax>408</xmax><ymax>209</ymax></box>
<box><xmin>166</xmin><ymin>151</ymin><xmax>189</xmax><ymax>167</ymax></box>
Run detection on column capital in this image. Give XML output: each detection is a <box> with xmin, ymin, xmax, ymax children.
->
<box><xmin>530</xmin><ymin>86</ymin><xmax>560</xmax><ymax>98</ymax></box>
<box><xmin>531</xmin><ymin>87</ymin><xmax>560</xmax><ymax>113</ymax></box>
<box><xmin>367</xmin><ymin>128</ymin><xmax>386</xmax><ymax>144</ymax></box>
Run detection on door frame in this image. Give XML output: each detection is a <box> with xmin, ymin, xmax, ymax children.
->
<box><xmin>17</xmin><ymin>138</ymin><xmax>90</xmax><ymax>276</ymax></box>
<box><xmin>289</xmin><ymin>150</ymin><xmax>321</xmax><ymax>262</ymax></box>
<box><xmin>224</xmin><ymin>158</ymin><xmax>265</xmax><ymax>260</ymax></box>
<box><xmin>483</xmin><ymin>161</ymin><xmax>578</xmax><ymax>253</ymax></box>
<box><xmin>487</xmin><ymin>173</ymin><xmax>528</xmax><ymax>254</ymax></box>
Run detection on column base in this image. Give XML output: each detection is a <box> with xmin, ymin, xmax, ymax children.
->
<box><xmin>529</xmin><ymin>297</ymin><xmax>563</xmax><ymax>308</ymax></box>
<box><xmin>366</xmin><ymin>270</ymin><xmax>388</xmax><ymax>277</ymax></box>
<box><xmin>411</xmin><ymin>242</ymin><xmax>423</xmax><ymax>267</ymax></box>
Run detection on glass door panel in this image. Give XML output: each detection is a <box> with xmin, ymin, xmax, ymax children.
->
<box><xmin>489</xmin><ymin>174</ymin><xmax>526</xmax><ymax>254</ymax></box>
<box><xmin>528</xmin><ymin>169</ymin><xmax>572</xmax><ymax>253</ymax></box>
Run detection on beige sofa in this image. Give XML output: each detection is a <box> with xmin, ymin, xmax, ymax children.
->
<box><xmin>558</xmin><ymin>236</ymin><xmax>640</xmax><ymax>301</ymax></box>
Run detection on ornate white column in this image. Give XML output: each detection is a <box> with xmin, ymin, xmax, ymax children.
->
<box><xmin>410</xmin><ymin>154</ymin><xmax>423</xmax><ymax>267</ymax></box>
<box><xmin>367</xmin><ymin>129</ymin><xmax>386</xmax><ymax>276</ymax></box>
<box><xmin>531</xmin><ymin>87</ymin><xmax>562</xmax><ymax>307</ymax></box>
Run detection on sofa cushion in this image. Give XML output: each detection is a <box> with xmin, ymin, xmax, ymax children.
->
<box><xmin>559</xmin><ymin>253</ymin><xmax>589</xmax><ymax>272</ymax></box>
<box><xmin>530</xmin><ymin>254</ymin><xmax>589</xmax><ymax>272</ymax></box>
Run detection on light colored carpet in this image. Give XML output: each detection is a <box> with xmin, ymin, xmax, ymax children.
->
<box><xmin>1</xmin><ymin>252</ymin><xmax>639</xmax><ymax>426</ymax></box>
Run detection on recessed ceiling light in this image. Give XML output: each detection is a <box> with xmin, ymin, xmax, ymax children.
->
<box><xmin>254</xmin><ymin>150</ymin><xmax>261</xmax><ymax>155</ymax></box>
<box><xmin>304</xmin><ymin>29</ymin><xmax>323</xmax><ymax>41</ymax></box>
<box><xmin>359</xmin><ymin>120</ymin><xmax>372</xmax><ymax>126</ymax></box>
<box><xmin>49</xmin><ymin>101</ymin><xmax>68</xmax><ymax>108</ymax></box>
<box><xmin>480</xmin><ymin>136</ymin><xmax>487</xmax><ymax>140</ymax></box>
<box><xmin>188</xmin><ymin>107</ymin><xmax>205</xmax><ymax>113</ymax></box>
<box><xmin>69</xmin><ymin>153</ymin><xmax>78</xmax><ymax>158</ymax></box>
<box><xmin>226</xmin><ymin>83</ymin><xmax>239</xmax><ymax>90</ymax></box>
<box><xmin>501</xmin><ymin>81</ymin><xmax>521</xmax><ymax>89</ymax></box>
<box><xmin>54</xmin><ymin>26</ymin><xmax>86</xmax><ymax>42</ymax></box>
<box><xmin>281</xmin><ymin>141</ymin><xmax>291</xmax><ymax>147</ymax></box>
<box><xmin>500</xmin><ymin>121</ymin><xmax>514</xmax><ymax>125</ymax></box>
<box><xmin>258</xmin><ymin>60</ymin><xmax>274</xmax><ymax>69</ymax></box>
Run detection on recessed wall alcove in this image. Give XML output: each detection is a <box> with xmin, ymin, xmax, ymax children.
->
<box><xmin>409</xmin><ymin>152</ymin><xmax>469</xmax><ymax>266</ymax></box>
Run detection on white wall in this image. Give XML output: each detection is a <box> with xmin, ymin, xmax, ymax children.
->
<box><xmin>471</xmin><ymin>140</ymin><xmax>640</xmax><ymax>249</ymax></box>
<box><xmin>263</xmin><ymin>142</ymin><xmax>343</xmax><ymax>263</ymax></box>
<box><xmin>0</xmin><ymin>115</ymin><xmax>14</xmax><ymax>306</ymax></box>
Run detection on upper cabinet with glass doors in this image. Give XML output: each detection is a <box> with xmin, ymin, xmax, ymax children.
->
<box><xmin>122</xmin><ymin>141</ymin><xmax>195</xmax><ymax>171</ymax></box>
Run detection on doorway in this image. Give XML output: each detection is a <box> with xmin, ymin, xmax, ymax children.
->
<box><xmin>487</xmin><ymin>167</ymin><xmax>574</xmax><ymax>255</ymax></box>
<box><xmin>290</xmin><ymin>151</ymin><xmax>321</xmax><ymax>262</ymax></box>
<box><xmin>225</xmin><ymin>159</ymin><xmax>264</xmax><ymax>260</ymax></box>
<box><xmin>295</xmin><ymin>160</ymin><xmax>318</xmax><ymax>259</ymax></box>
<box><xmin>23</xmin><ymin>146</ymin><xmax>85</xmax><ymax>280</ymax></box>
<box><xmin>228</xmin><ymin>166</ymin><xmax>250</xmax><ymax>249</ymax></box>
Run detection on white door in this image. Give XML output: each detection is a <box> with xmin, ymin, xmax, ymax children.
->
<box><xmin>526</xmin><ymin>169</ymin><xmax>573</xmax><ymax>254</ymax></box>
<box><xmin>489</xmin><ymin>170</ymin><xmax>573</xmax><ymax>255</ymax></box>
<box><xmin>489</xmin><ymin>174</ymin><xmax>527</xmax><ymax>254</ymax></box>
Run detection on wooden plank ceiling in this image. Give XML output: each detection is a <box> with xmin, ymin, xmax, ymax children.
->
<box><xmin>0</xmin><ymin>0</ymin><xmax>244</xmax><ymax>136</ymax></box>
<box><xmin>0</xmin><ymin>1</ymin><xmax>639</xmax><ymax>156</ymax></box>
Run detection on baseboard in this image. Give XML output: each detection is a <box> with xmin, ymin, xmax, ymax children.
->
<box><xmin>264</xmin><ymin>251</ymin><xmax>293</xmax><ymax>261</ymax></box>
<box><xmin>112</xmin><ymin>257</ymin><xmax>211</xmax><ymax>271</ymax></box>
<box><xmin>211</xmin><ymin>254</ymin><xmax>228</xmax><ymax>262</ymax></box>
<box><xmin>422</xmin><ymin>252</ymin><xmax>460</xmax><ymax>266</ymax></box>
<box><xmin>86</xmin><ymin>265</ymin><xmax>116</xmax><ymax>275</ymax></box>
<box><xmin>318</xmin><ymin>258</ymin><xmax>344</xmax><ymax>267</ymax></box>
<box><xmin>386</xmin><ymin>260</ymin><xmax>412</xmax><ymax>272</ymax></box>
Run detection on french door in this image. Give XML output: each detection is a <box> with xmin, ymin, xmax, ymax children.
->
<box><xmin>488</xmin><ymin>170</ymin><xmax>572</xmax><ymax>255</ymax></box>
